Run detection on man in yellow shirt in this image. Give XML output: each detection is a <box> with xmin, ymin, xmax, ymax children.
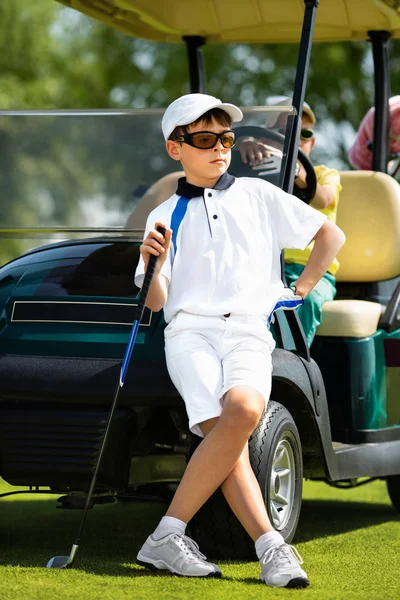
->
<box><xmin>239</xmin><ymin>100</ymin><xmax>342</xmax><ymax>345</ymax></box>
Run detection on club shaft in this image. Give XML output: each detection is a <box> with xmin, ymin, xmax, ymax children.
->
<box><xmin>71</xmin><ymin>227</ymin><xmax>165</xmax><ymax>548</ymax></box>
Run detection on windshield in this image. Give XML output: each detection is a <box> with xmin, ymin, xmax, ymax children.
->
<box><xmin>0</xmin><ymin>107</ymin><xmax>295</xmax><ymax>262</ymax></box>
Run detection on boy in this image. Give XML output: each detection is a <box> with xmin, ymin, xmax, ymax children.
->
<box><xmin>240</xmin><ymin>98</ymin><xmax>342</xmax><ymax>345</ymax></box>
<box><xmin>134</xmin><ymin>93</ymin><xmax>345</xmax><ymax>588</ymax></box>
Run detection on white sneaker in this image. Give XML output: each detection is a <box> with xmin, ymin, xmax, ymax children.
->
<box><xmin>260</xmin><ymin>543</ymin><xmax>310</xmax><ymax>588</ymax></box>
<box><xmin>136</xmin><ymin>533</ymin><xmax>222</xmax><ymax>578</ymax></box>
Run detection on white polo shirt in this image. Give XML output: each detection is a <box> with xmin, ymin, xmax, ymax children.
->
<box><xmin>135</xmin><ymin>173</ymin><xmax>326</xmax><ymax>323</ymax></box>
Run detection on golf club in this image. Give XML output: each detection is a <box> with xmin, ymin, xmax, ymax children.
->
<box><xmin>47</xmin><ymin>225</ymin><xmax>166</xmax><ymax>569</ymax></box>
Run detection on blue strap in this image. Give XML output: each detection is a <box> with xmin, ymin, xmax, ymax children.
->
<box><xmin>170</xmin><ymin>196</ymin><xmax>190</xmax><ymax>253</ymax></box>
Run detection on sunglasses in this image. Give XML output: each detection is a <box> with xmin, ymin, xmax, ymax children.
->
<box><xmin>175</xmin><ymin>130</ymin><xmax>236</xmax><ymax>149</ymax></box>
<box><xmin>300</xmin><ymin>128</ymin><xmax>314</xmax><ymax>141</ymax></box>
<box><xmin>276</xmin><ymin>127</ymin><xmax>314</xmax><ymax>141</ymax></box>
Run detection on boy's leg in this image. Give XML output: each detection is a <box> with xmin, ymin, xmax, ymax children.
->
<box><xmin>138</xmin><ymin>384</ymin><xmax>309</xmax><ymax>586</ymax></box>
<box><xmin>201</xmin><ymin>399</ymin><xmax>310</xmax><ymax>589</ymax></box>
<box><xmin>136</xmin><ymin>385</ymin><xmax>265</xmax><ymax>578</ymax></box>
<box><xmin>166</xmin><ymin>385</ymin><xmax>265</xmax><ymax>522</ymax></box>
<box><xmin>201</xmin><ymin>415</ymin><xmax>273</xmax><ymax>541</ymax></box>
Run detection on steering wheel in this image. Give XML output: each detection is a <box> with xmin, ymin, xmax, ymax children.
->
<box><xmin>230</xmin><ymin>125</ymin><xmax>317</xmax><ymax>203</ymax></box>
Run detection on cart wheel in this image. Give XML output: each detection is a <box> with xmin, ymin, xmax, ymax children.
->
<box><xmin>387</xmin><ymin>475</ymin><xmax>400</xmax><ymax>512</ymax></box>
<box><xmin>189</xmin><ymin>401</ymin><xmax>303</xmax><ymax>560</ymax></box>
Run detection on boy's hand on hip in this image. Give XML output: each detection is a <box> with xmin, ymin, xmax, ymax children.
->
<box><xmin>140</xmin><ymin>221</ymin><xmax>172</xmax><ymax>270</ymax></box>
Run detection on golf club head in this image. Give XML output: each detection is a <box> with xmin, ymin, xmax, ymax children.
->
<box><xmin>46</xmin><ymin>544</ymin><xmax>78</xmax><ymax>568</ymax></box>
<box><xmin>46</xmin><ymin>556</ymin><xmax>70</xmax><ymax>569</ymax></box>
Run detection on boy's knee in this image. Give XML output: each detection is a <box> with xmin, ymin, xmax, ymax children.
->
<box><xmin>224</xmin><ymin>387</ymin><xmax>264</xmax><ymax>430</ymax></box>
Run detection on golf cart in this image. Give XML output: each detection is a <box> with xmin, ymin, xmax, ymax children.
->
<box><xmin>0</xmin><ymin>0</ymin><xmax>400</xmax><ymax>563</ymax></box>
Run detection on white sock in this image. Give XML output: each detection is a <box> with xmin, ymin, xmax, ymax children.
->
<box><xmin>255</xmin><ymin>530</ymin><xmax>285</xmax><ymax>559</ymax></box>
<box><xmin>152</xmin><ymin>516</ymin><xmax>187</xmax><ymax>540</ymax></box>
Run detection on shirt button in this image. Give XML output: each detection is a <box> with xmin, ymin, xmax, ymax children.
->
<box><xmin>213</xmin><ymin>214</ymin><xmax>218</xmax><ymax>219</ymax></box>
<box><xmin>208</xmin><ymin>192</ymin><xmax>212</xmax><ymax>197</ymax></box>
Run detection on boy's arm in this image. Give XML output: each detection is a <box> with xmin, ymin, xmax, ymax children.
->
<box><xmin>139</xmin><ymin>221</ymin><xmax>172</xmax><ymax>312</ymax></box>
<box><xmin>145</xmin><ymin>273</ymin><xmax>169</xmax><ymax>313</ymax></box>
<box><xmin>293</xmin><ymin>220</ymin><xmax>346</xmax><ymax>298</ymax></box>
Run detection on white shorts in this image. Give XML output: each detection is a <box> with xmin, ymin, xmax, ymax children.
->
<box><xmin>164</xmin><ymin>312</ymin><xmax>275</xmax><ymax>437</ymax></box>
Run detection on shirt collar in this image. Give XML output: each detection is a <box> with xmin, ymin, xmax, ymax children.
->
<box><xmin>176</xmin><ymin>172</ymin><xmax>235</xmax><ymax>199</ymax></box>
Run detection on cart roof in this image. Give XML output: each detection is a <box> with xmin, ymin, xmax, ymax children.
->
<box><xmin>57</xmin><ymin>0</ymin><xmax>400</xmax><ymax>43</ymax></box>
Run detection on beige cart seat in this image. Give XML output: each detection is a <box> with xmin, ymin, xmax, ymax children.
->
<box><xmin>316</xmin><ymin>171</ymin><xmax>400</xmax><ymax>338</ymax></box>
<box><xmin>126</xmin><ymin>171</ymin><xmax>184</xmax><ymax>230</ymax></box>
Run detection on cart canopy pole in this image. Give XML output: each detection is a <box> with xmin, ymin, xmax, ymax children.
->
<box><xmin>368</xmin><ymin>30</ymin><xmax>391</xmax><ymax>173</ymax></box>
<box><xmin>183</xmin><ymin>36</ymin><xmax>206</xmax><ymax>93</ymax></box>
<box><xmin>282</xmin><ymin>0</ymin><xmax>319</xmax><ymax>195</ymax></box>
<box><xmin>281</xmin><ymin>0</ymin><xmax>319</xmax><ymax>361</ymax></box>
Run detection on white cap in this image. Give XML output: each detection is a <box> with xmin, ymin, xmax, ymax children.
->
<box><xmin>162</xmin><ymin>93</ymin><xmax>243</xmax><ymax>141</ymax></box>
<box><xmin>265</xmin><ymin>97</ymin><xmax>317</xmax><ymax>127</ymax></box>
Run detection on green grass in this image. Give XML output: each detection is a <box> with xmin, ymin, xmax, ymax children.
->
<box><xmin>0</xmin><ymin>478</ymin><xmax>399</xmax><ymax>600</ymax></box>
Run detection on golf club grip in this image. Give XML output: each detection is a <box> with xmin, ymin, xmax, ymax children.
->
<box><xmin>134</xmin><ymin>225</ymin><xmax>166</xmax><ymax>321</ymax></box>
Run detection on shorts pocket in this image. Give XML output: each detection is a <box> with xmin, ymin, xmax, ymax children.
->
<box><xmin>165</xmin><ymin>330</ymin><xmax>200</xmax><ymax>359</ymax></box>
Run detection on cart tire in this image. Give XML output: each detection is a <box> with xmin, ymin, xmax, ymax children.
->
<box><xmin>387</xmin><ymin>475</ymin><xmax>400</xmax><ymax>512</ymax></box>
<box><xmin>189</xmin><ymin>401</ymin><xmax>303</xmax><ymax>560</ymax></box>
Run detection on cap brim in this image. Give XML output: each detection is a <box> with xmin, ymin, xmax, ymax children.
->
<box><xmin>218</xmin><ymin>102</ymin><xmax>243</xmax><ymax>123</ymax></box>
<box><xmin>264</xmin><ymin>97</ymin><xmax>317</xmax><ymax>127</ymax></box>
<box><xmin>302</xmin><ymin>103</ymin><xmax>316</xmax><ymax>125</ymax></box>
